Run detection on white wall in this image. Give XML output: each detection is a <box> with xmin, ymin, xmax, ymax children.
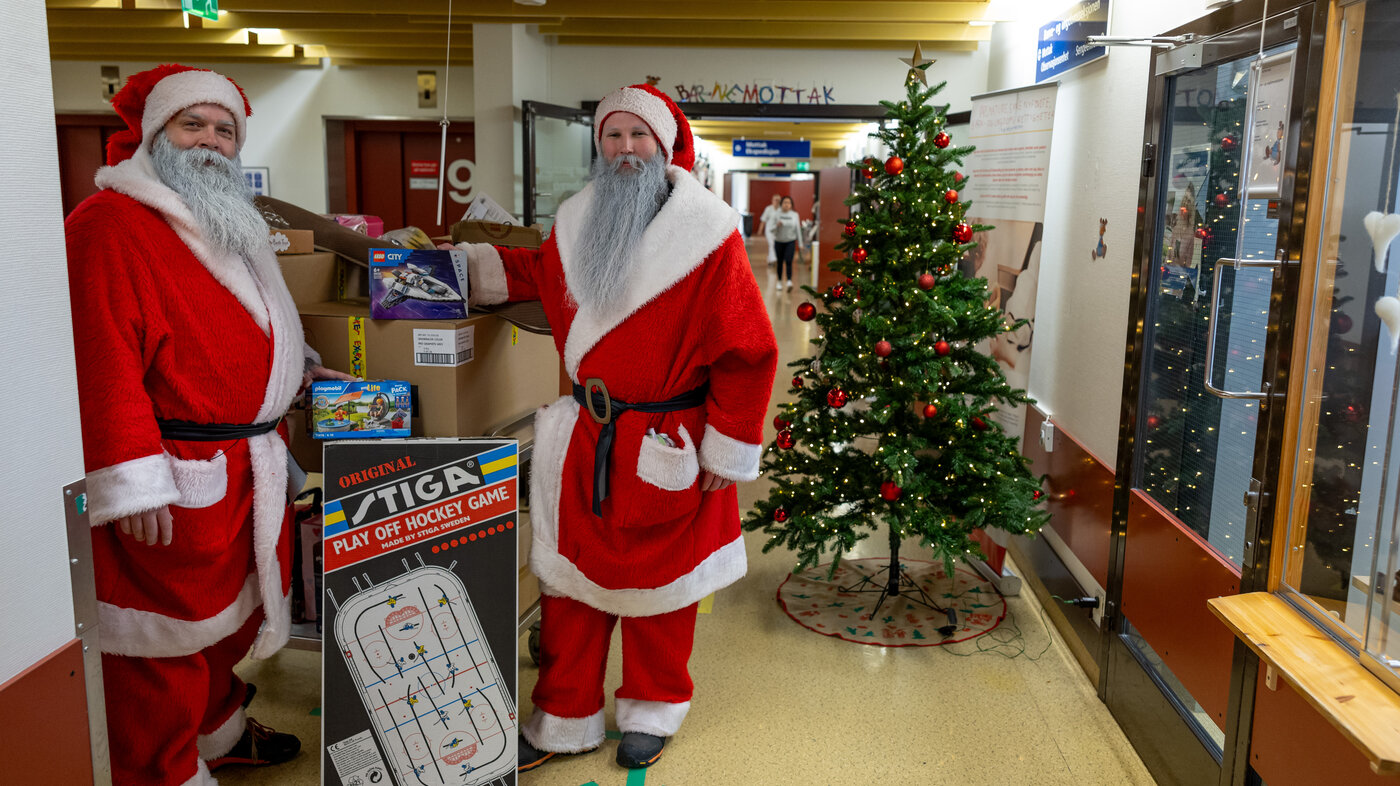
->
<box><xmin>1</xmin><ymin>4</ymin><xmax>83</xmax><ymax>683</ymax></box>
<box><xmin>985</xmin><ymin>3</ymin><xmax>1213</xmax><ymax>462</ymax></box>
<box><xmin>50</xmin><ymin>60</ymin><xmax>475</xmax><ymax>214</ymax></box>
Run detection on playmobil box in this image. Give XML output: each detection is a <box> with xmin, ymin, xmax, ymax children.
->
<box><xmin>309</xmin><ymin>380</ymin><xmax>412</xmax><ymax>439</ymax></box>
<box><xmin>369</xmin><ymin>248</ymin><xmax>469</xmax><ymax>320</ymax></box>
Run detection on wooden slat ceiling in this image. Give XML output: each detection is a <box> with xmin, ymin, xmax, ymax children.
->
<box><xmin>690</xmin><ymin>119</ymin><xmax>872</xmax><ymax>158</ymax></box>
<box><xmin>46</xmin><ymin>0</ymin><xmax>993</xmax><ymax>67</ymax></box>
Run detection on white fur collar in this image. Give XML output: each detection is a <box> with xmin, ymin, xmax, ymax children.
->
<box><xmin>556</xmin><ymin>166</ymin><xmax>739</xmax><ymax>379</ymax></box>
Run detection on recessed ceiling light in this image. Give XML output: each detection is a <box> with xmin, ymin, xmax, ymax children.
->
<box><xmin>514</xmin><ymin>0</ymin><xmax>547</xmax><ymax>5</ymax></box>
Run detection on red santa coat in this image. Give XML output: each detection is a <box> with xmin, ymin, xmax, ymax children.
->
<box><xmin>65</xmin><ymin>149</ymin><xmax>308</xmax><ymax>660</ymax></box>
<box><xmin>464</xmin><ymin>167</ymin><xmax>777</xmax><ymax>617</ymax></box>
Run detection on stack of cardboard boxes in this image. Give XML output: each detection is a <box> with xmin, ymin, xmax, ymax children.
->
<box><xmin>277</xmin><ymin>227</ymin><xmax>555</xmax><ymax>624</ymax></box>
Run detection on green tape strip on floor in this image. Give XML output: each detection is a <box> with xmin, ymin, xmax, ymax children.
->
<box><xmin>605</xmin><ymin>730</ymin><xmax>623</xmax><ymax>740</ymax></box>
<box><xmin>627</xmin><ymin>768</ymin><xmax>648</xmax><ymax>785</ymax></box>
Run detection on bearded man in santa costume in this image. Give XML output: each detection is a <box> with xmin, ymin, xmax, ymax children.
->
<box><xmin>65</xmin><ymin>64</ymin><xmax>351</xmax><ymax>785</ymax></box>
<box><xmin>455</xmin><ymin>84</ymin><xmax>777</xmax><ymax>772</ymax></box>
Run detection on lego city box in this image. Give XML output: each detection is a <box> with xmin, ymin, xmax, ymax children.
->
<box><xmin>321</xmin><ymin>438</ymin><xmax>519</xmax><ymax>786</ymax></box>
<box><xmin>369</xmin><ymin>248</ymin><xmax>469</xmax><ymax>320</ymax></box>
<box><xmin>309</xmin><ymin>379</ymin><xmax>412</xmax><ymax>439</ymax></box>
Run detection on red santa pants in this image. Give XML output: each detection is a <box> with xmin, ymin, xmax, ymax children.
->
<box><xmin>103</xmin><ymin>608</ymin><xmax>262</xmax><ymax>786</ymax></box>
<box><xmin>524</xmin><ymin>593</ymin><xmax>699</xmax><ymax>753</ymax></box>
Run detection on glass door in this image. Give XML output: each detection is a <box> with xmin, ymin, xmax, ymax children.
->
<box><xmin>522</xmin><ymin>100</ymin><xmax>594</xmax><ymax>234</ymax></box>
<box><xmin>1107</xmin><ymin>4</ymin><xmax>1321</xmax><ymax>784</ymax></box>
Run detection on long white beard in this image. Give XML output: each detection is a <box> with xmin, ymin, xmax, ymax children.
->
<box><xmin>151</xmin><ymin>132</ymin><xmax>267</xmax><ymax>261</ymax></box>
<box><xmin>570</xmin><ymin>152</ymin><xmax>669</xmax><ymax>312</ymax></box>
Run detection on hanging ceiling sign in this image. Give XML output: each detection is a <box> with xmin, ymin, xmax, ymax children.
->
<box><xmin>181</xmin><ymin>0</ymin><xmax>218</xmax><ymax>21</ymax></box>
<box><xmin>732</xmin><ymin>139</ymin><xmax>812</xmax><ymax>158</ymax></box>
<box><xmin>1036</xmin><ymin>0</ymin><xmax>1109</xmax><ymax>83</ymax></box>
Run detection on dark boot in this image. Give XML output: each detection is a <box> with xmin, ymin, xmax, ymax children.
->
<box><xmin>518</xmin><ymin>734</ymin><xmax>557</xmax><ymax>772</ymax></box>
<box><xmin>207</xmin><ymin>717</ymin><xmax>300</xmax><ymax>770</ymax></box>
<box><xmin>616</xmin><ymin>732</ymin><xmax>666</xmax><ymax>769</ymax></box>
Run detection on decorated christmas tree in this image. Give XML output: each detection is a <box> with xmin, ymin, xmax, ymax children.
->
<box><xmin>745</xmin><ymin>63</ymin><xmax>1049</xmax><ymax>610</ymax></box>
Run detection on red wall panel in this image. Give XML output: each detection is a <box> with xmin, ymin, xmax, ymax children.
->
<box><xmin>0</xmin><ymin>639</ymin><xmax>93</xmax><ymax>782</ymax></box>
<box><xmin>1020</xmin><ymin>407</ymin><xmax>1113</xmax><ymax>587</ymax></box>
<box><xmin>1122</xmin><ymin>490</ymin><xmax>1241</xmax><ymax>726</ymax></box>
<box><xmin>1250</xmin><ymin>667</ymin><xmax>1392</xmax><ymax>785</ymax></box>
<box><xmin>816</xmin><ymin>167</ymin><xmax>852</xmax><ymax>291</ymax></box>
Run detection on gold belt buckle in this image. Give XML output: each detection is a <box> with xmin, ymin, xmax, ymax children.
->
<box><xmin>583</xmin><ymin>377</ymin><xmax>612</xmax><ymax>425</ymax></box>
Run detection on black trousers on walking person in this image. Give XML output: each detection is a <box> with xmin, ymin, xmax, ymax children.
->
<box><xmin>774</xmin><ymin>240</ymin><xmax>797</xmax><ymax>283</ymax></box>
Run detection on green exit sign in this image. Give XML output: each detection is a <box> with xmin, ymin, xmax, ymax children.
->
<box><xmin>796</xmin><ymin>161</ymin><xmax>810</xmax><ymax>172</ymax></box>
<box><xmin>182</xmin><ymin>0</ymin><xmax>218</xmax><ymax>21</ymax></box>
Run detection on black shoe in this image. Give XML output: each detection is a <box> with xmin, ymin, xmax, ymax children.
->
<box><xmin>207</xmin><ymin>717</ymin><xmax>301</xmax><ymax>770</ymax></box>
<box><xmin>616</xmin><ymin>732</ymin><xmax>666</xmax><ymax>769</ymax></box>
<box><xmin>518</xmin><ymin>734</ymin><xmax>557</xmax><ymax>772</ymax></box>
<box><xmin>241</xmin><ymin>682</ymin><xmax>256</xmax><ymax>708</ymax></box>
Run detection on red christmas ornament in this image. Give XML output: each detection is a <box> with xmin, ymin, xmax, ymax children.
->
<box><xmin>972</xmin><ymin>416</ymin><xmax>988</xmax><ymax>431</ymax></box>
<box><xmin>880</xmin><ymin>481</ymin><xmax>902</xmax><ymax>501</ymax></box>
<box><xmin>791</xmin><ymin>375</ymin><xmax>804</xmax><ymax>389</ymax></box>
<box><xmin>844</xmin><ymin>221</ymin><xmax>857</xmax><ymax>237</ymax></box>
<box><xmin>826</xmin><ymin>387</ymin><xmax>849</xmax><ymax>408</ymax></box>
<box><xmin>934</xmin><ymin>131</ymin><xmax>951</xmax><ymax>149</ymax></box>
<box><xmin>1334</xmin><ymin>312</ymin><xmax>1354</xmax><ymax>333</ymax></box>
<box><xmin>773</xmin><ymin>415</ymin><xmax>790</xmax><ymax>431</ymax></box>
<box><xmin>864</xmin><ymin>157</ymin><xmax>879</xmax><ymax>177</ymax></box>
<box><xmin>773</xmin><ymin>508</ymin><xmax>789</xmax><ymax>523</ymax></box>
<box><xmin>1032</xmin><ymin>489</ymin><xmax>1043</xmax><ymax>501</ymax></box>
<box><xmin>923</xmin><ymin>403</ymin><xmax>938</xmax><ymax>419</ymax></box>
<box><xmin>884</xmin><ymin>156</ymin><xmax>904</xmax><ymax>175</ymax></box>
<box><xmin>831</xmin><ymin>283</ymin><xmax>846</xmax><ymax>299</ymax></box>
<box><xmin>796</xmin><ymin>302</ymin><xmax>816</xmax><ymax>321</ymax></box>
<box><xmin>1146</xmin><ymin>415</ymin><xmax>1161</xmax><ymax>429</ymax></box>
<box><xmin>1220</xmin><ymin>134</ymin><xmax>1238</xmax><ymax>152</ymax></box>
<box><xmin>853</xmin><ymin>247</ymin><xmax>868</xmax><ymax>263</ymax></box>
<box><xmin>874</xmin><ymin>340</ymin><xmax>893</xmax><ymax>357</ymax></box>
<box><xmin>944</xmin><ymin>189</ymin><xmax>959</xmax><ymax>204</ymax></box>
<box><xmin>954</xmin><ymin>171</ymin><xmax>965</xmax><ymax>183</ymax></box>
<box><xmin>776</xmin><ymin>430</ymin><xmax>795</xmax><ymax>450</ymax></box>
<box><xmin>953</xmin><ymin>222</ymin><xmax>973</xmax><ymax>244</ymax></box>
<box><xmin>1214</xmin><ymin>193</ymin><xmax>1228</xmax><ymax>208</ymax></box>
<box><xmin>934</xmin><ymin>339</ymin><xmax>951</xmax><ymax>356</ymax></box>
<box><xmin>918</xmin><ymin>272</ymin><xmax>937</xmax><ymax>290</ymax></box>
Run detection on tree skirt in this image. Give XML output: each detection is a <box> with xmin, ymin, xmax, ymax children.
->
<box><xmin>776</xmin><ymin>558</ymin><xmax>1006</xmax><ymax>647</ymax></box>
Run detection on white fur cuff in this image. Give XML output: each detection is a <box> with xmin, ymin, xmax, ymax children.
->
<box><xmin>697</xmin><ymin>424</ymin><xmax>763</xmax><ymax>482</ymax></box>
<box><xmin>522</xmin><ymin>708</ymin><xmax>605</xmax><ymax>753</ymax></box>
<box><xmin>179</xmin><ymin>759</ymin><xmax>215</xmax><ymax>786</ymax></box>
<box><xmin>86</xmin><ymin>453</ymin><xmax>180</xmax><ymax>526</ymax></box>
<box><xmin>616</xmin><ymin>698</ymin><xmax>691</xmax><ymax>738</ymax></box>
<box><xmin>461</xmin><ymin>242</ymin><xmax>508</xmax><ymax>305</ymax></box>
<box><xmin>197</xmin><ymin>705</ymin><xmax>246</xmax><ymax>760</ymax></box>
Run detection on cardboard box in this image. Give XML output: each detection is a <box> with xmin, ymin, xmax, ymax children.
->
<box><xmin>278</xmin><ymin>252</ymin><xmax>367</xmax><ymax>307</ymax></box>
<box><xmin>298</xmin><ymin>301</ymin><xmax>560</xmax><ymax>441</ymax></box>
<box><xmin>268</xmin><ymin>228</ymin><xmax>314</xmax><ymax>255</ymax></box>
<box><xmin>451</xmin><ymin>220</ymin><xmax>544</xmax><ymax>248</ymax></box>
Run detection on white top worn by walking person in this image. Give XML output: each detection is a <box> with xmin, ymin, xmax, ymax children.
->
<box><xmin>759</xmin><ymin>194</ymin><xmax>780</xmax><ymax>263</ymax></box>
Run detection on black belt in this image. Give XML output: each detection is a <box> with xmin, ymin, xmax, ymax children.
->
<box><xmin>157</xmin><ymin>418</ymin><xmax>281</xmax><ymax>442</ymax></box>
<box><xmin>573</xmin><ymin>379</ymin><xmax>708</xmax><ymax>516</ymax></box>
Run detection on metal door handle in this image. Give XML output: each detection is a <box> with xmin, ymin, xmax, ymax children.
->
<box><xmin>1204</xmin><ymin>257</ymin><xmax>1280</xmax><ymax>400</ymax></box>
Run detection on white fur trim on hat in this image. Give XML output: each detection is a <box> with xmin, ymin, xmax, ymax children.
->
<box><xmin>595</xmin><ymin>87</ymin><xmax>678</xmax><ymax>163</ymax></box>
<box><xmin>141</xmin><ymin>69</ymin><xmax>248</xmax><ymax>155</ymax></box>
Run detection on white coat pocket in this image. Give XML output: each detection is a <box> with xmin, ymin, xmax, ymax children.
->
<box><xmin>635</xmin><ymin>424</ymin><xmax>699</xmax><ymax>492</ymax></box>
<box><xmin>167</xmin><ymin>451</ymin><xmax>229</xmax><ymax>509</ymax></box>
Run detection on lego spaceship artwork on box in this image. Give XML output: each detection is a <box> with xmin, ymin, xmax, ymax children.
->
<box><xmin>378</xmin><ymin>264</ymin><xmax>466</xmax><ymax>310</ymax></box>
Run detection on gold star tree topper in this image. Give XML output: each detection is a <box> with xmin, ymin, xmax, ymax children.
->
<box><xmin>900</xmin><ymin>43</ymin><xmax>936</xmax><ymax>86</ymax></box>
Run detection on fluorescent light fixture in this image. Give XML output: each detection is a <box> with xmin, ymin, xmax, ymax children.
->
<box><xmin>967</xmin><ymin>20</ymin><xmax>995</xmax><ymax>26</ymax></box>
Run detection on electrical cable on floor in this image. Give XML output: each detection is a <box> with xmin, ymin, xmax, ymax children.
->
<box><xmin>938</xmin><ymin>591</ymin><xmax>1056</xmax><ymax>661</ymax></box>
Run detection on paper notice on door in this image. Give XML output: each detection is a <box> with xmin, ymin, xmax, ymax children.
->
<box><xmin>409</xmin><ymin>177</ymin><xmax>438</xmax><ymax>190</ymax></box>
<box><xmin>1246</xmin><ymin>51</ymin><xmax>1294</xmax><ymax>198</ymax></box>
<box><xmin>413</xmin><ymin>326</ymin><xmax>474</xmax><ymax>367</ymax></box>
<box><xmin>326</xmin><ymin>729</ymin><xmax>388</xmax><ymax>785</ymax></box>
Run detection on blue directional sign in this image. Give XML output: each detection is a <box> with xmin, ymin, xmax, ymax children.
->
<box><xmin>1036</xmin><ymin>0</ymin><xmax>1109</xmax><ymax>83</ymax></box>
<box><xmin>732</xmin><ymin>139</ymin><xmax>812</xmax><ymax>158</ymax></box>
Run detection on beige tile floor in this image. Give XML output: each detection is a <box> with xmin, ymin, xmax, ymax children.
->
<box><xmin>220</xmin><ymin>243</ymin><xmax>1155</xmax><ymax>786</ymax></box>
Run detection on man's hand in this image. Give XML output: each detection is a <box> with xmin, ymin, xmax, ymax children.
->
<box><xmin>699</xmin><ymin>471</ymin><xmax>735</xmax><ymax>492</ymax></box>
<box><xmin>115</xmin><ymin>506</ymin><xmax>174</xmax><ymax>546</ymax></box>
<box><xmin>302</xmin><ymin>364</ymin><xmax>358</xmax><ymax>391</ymax></box>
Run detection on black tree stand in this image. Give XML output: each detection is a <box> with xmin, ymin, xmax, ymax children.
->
<box><xmin>837</xmin><ymin>519</ymin><xmax>962</xmax><ymax>636</ymax></box>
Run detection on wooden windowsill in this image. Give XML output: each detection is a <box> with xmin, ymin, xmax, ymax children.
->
<box><xmin>1208</xmin><ymin>592</ymin><xmax>1400</xmax><ymax>776</ymax></box>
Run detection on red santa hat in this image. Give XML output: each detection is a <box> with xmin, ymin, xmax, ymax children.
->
<box><xmin>594</xmin><ymin>84</ymin><xmax>695</xmax><ymax>172</ymax></box>
<box><xmin>105</xmin><ymin>64</ymin><xmax>252</xmax><ymax>166</ymax></box>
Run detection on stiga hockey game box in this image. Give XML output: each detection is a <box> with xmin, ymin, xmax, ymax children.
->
<box><xmin>322</xmin><ymin>440</ymin><xmax>518</xmax><ymax>786</ymax></box>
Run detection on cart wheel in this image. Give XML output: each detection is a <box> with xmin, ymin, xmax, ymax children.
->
<box><xmin>528</xmin><ymin>621</ymin><xmax>542</xmax><ymax>666</ymax></box>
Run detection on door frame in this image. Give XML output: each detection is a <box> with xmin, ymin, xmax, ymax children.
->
<box><xmin>323</xmin><ymin>115</ymin><xmax>474</xmax><ymax>218</ymax></box>
<box><xmin>1106</xmin><ymin>1</ymin><xmax>1331</xmax><ymax>784</ymax></box>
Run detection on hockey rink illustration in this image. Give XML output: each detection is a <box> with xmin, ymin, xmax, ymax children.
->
<box><xmin>333</xmin><ymin>565</ymin><xmax>517</xmax><ymax>786</ymax></box>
